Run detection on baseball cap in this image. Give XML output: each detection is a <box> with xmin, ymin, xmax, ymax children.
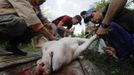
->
<box><xmin>84</xmin><ymin>7</ymin><xmax>96</xmax><ymax>23</ymax></box>
<box><xmin>75</xmin><ymin>15</ymin><xmax>82</xmax><ymax>25</ymax></box>
<box><xmin>87</xmin><ymin>7</ymin><xmax>96</xmax><ymax>17</ymax></box>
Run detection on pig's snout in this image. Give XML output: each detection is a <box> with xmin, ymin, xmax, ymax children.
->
<box><xmin>36</xmin><ymin>62</ymin><xmax>50</xmax><ymax>75</ymax></box>
<box><xmin>35</xmin><ymin>63</ymin><xmax>45</xmax><ymax>75</ymax></box>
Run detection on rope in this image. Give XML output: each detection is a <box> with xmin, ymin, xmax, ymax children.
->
<box><xmin>50</xmin><ymin>51</ymin><xmax>54</xmax><ymax>73</ymax></box>
<box><xmin>77</xmin><ymin>59</ymin><xmax>86</xmax><ymax>75</ymax></box>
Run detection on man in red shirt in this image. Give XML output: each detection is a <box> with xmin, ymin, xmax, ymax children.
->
<box><xmin>52</xmin><ymin>15</ymin><xmax>82</xmax><ymax>37</ymax></box>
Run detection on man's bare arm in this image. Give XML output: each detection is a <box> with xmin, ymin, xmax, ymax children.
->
<box><xmin>57</xmin><ymin>21</ymin><xmax>71</xmax><ymax>33</ymax></box>
<box><xmin>30</xmin><ymin>24</ymin><xmax>57</xmax><ymax>40</ymax></box>
<box><xmin>96</xmin><ymin>0</ymin><xmax>127</xmax><ymax>36</ymax></box>
<box><xmin>102</xmin><ymin>0</ymin><xmax>127</xmax><ymax>25</ymax></box>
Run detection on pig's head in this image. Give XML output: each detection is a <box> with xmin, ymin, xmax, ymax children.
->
<box><xmin>35</xmin><ymin>59</ymin><xmax>51</xmax><ymax>75</ymax></box>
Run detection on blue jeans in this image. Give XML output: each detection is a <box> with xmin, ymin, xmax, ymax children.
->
<box><xmin>104</xmin><ymin>22</ymin><xmax>134</xmax><ymax>58</ymax></box>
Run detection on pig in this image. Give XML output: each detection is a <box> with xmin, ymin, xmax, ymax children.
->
<box><xmin>36</xmin><ymin>35</ymin><xmax>97</xmax><ymax>75</ymax></box>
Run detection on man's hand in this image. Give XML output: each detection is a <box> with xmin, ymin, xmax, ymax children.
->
<box><xmin>31</xmin><ymin>24</ymin><xmax>58</xmax><ymax>41</ymax></box>
<box><xmin>49</xmin><ymin>36</ymin><xmax>59</xmax><ymax>41</ymax></box>
<box><xmin>96</xmin><ymin>26</ymin><xmax>110</xmax><ymax>37</ymax></box>
<box><xmin>103</xmin><ymin>46</ymin><xmax>118</xmax><ymax>59</ymax></box>
<box><xmin>71</xmin><ymin>27</ymin><xmax>75</xmax><ymax>32</ymax></box>
<box><xmin>68</xmin><ymin>29</ymin><xmax>74</xmax><ymax>35</ymax></box>
<box><xmin>64</xmin><ymin>30</ymin><xmax>73</xmax><ymax>36</ymax></box>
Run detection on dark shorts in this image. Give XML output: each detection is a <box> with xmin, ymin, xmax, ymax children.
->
<box><xmin>0</xmin><ymin>15</ymin><xmax>27</xmax><ymax>41</ymax></box>
<box><xmin>57</xmin><ymin>29</ymin><xmax>64</xmax><ymax>37</ymax></box>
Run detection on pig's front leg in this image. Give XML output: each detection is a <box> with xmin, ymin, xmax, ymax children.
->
<box><xmin>52</xmin><ymin>56</ymin><xmax>64</xmax><ymax>72</ymax></box>
<box><xmin>73</xmin><ymin>35</ymin><xmax>97</xmax><ymax>59</ymax></box>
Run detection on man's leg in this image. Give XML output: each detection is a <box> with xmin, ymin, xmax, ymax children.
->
<box><xmin>0</xmin><ymin>15</ymin><xmax>29</xmax><ymax>55</ymax></box>
<box><xmin>0</xmin><ymin>15</ymin><xmax>27</xmax><ymax>40</ymax></box>
<box><xmin>6</xmin><ymin>27</ymin><xmax>38</xmax><ymax>56</ymax></box>
<box><xmin>104</xmin><ymin>22</ymin><xmax>134</xmax><ymax>59</ymax></box>
<box><xmin>57</xmin><ymin>29</ymin><xmax>64</xmax><ymax>37</ymax></box>
<box><xmin>6</xmin><ymin>38</ymin><xmax>27</xmax><ymax>55</ymax></box>
<box><xmin>48</xmin><ymin>23</ymin><xmax>61</xmax><ymax>37</ymax></box>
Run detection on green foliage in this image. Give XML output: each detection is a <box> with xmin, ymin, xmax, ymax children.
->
<box><xmin>96</xmin><ymin>0</ymin><xmax>108</xmax><ymax>11</ymax></box>
<box><xmin>21</xmin><ymin>44</ymin><xmax>41</xmax><ymax>52</ymax></box>
<box><xmin>0</xmin><ymin>42</ymin><xmax>41</xmax><ymax>52</ymax></box>
<box><xmin>74</xmin><ymin>31</ymin><xmax>86</xmax><ymax>38</ymax></box>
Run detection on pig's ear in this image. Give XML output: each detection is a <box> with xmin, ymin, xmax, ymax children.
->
<box><xmin>37</xmin><ymin>59</ymin><xmax>42</xmax><ymax>65</ymax></box>
<box><xmin>35</xmin><ymin>37</ymin><xmax>48</xmax><ymax>48</ymax></box>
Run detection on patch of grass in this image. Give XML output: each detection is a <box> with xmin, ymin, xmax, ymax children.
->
<box><xmin>0</xmin><ymin>43</ymin><xmax>7</xmax><ymax>52</ymax></box>
<box><xmin>83</xmin><ymin>49</ymin><xmax>134</xmax><ymax>75</ymax></box>
<box><xmin>20</xmin><ymin>44</ymin><xmax>41</xmax><ymax>52</ymax></box>
<box><xmin>0</xmin><ymin>43</ymin><xmax>41</xmax><ymax>53</ymax></box>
